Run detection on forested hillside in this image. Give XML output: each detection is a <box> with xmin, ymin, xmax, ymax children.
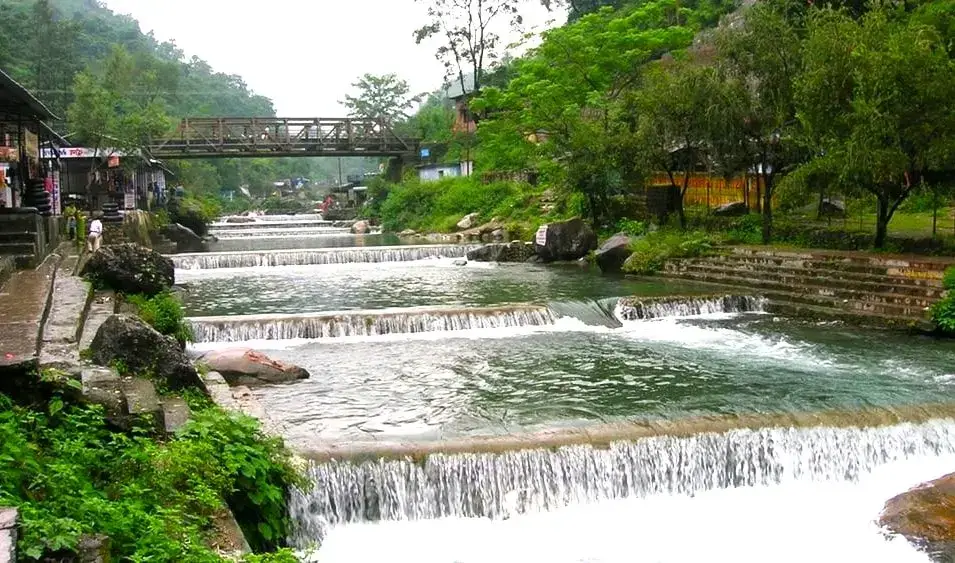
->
<box><xmin>0</xmin><ymin>0</ymin><xmax>372</xmax><ymax>197</ymax></box>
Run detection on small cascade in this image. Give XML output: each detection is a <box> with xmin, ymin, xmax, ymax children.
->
<box><xmin>171</xmin><ymin>245</ymin><xmax>479</xmax><ymax>270</ymax></box>
<box><xmin>616</xmin><ymin>295</ymin><xmax>766</xmax><ymax>321</ymax></box>
<box><xmin>209</xmin><ymin>219</ymin><xmax>336</xmax><ymax>230</ymax></box>
<box><xmin>288</xmin><ymin>419</ymin><xmax>955</xmax><ymax>545</ymax></box>
<box><xmin>189</xmin><ymin>305</ymin><xmax>557</xmax><ymax>343</ymax></box>
<box><xmin>547</xmin><ymin>298</ymin><xmax>622</xmax><ymax>328</ymax></box>
<box><xmin>212</xmin><ymin>228</ymin><xmax>352</xmax><ymax>239</ymax></box>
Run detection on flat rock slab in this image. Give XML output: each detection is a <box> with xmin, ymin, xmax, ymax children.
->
<box><xmin>160</xmin><ymin>396</ymin><xmax>191</xmax><ymax>434</ymax></box>
<box><xmin>0</xmin><ymin>255</ymin><xmax>59</xmax><ymax>371</ymax></box>
<box><xmin>39</xmin><ymin>255</ymin><xmax>91</xmax><ymax>369</ymax></box>
<box><xmin>79</xmin><ymin>292</ymin><xmax>116</xmax><ymax>352</ymax></box>
<box><xmin>121</xmin><ymin>377</ymin><xmax>161</xmax><ymax>417</ymax></box>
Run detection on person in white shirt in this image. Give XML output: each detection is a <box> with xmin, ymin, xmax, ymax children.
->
<box><xmin>87</xmin><ymin>214</ymin><xmax>103</xmax><ymax>253</ymax></box>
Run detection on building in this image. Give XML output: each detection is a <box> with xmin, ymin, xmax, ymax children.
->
<box><xmin>445</xmin><ymin>74</ymin><xmax>477</xmax><ymax>135</ymax></box>
<box><xmin>417</xmin><ymin>161</ymin><xmax>474</xmax><ymax>183</ymax></box>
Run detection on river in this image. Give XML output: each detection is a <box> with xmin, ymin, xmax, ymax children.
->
<box><xmin>182</xmin><ymin>215</ymin><xmax>955</xmax><ymax>561</ymax></box>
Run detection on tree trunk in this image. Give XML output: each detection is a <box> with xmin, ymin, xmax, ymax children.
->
<box><xmin>874</xmin><ymin>196</ymin><xmax>891</xmax><ymax>249</ymax></box>
<box><xmin>761</xmin><ymin>173</ymin><xmax>773</xmax><ymax>244</ymax></box>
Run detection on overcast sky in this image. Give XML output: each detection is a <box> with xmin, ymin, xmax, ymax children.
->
<box><xmin>100</xmin><ymin>0</ymin><xmax>564</xmax><ymax>116</ymax></box>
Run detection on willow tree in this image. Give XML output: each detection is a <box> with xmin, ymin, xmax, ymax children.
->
<box><xmin>796</xmin><ymin>9</ymin><xmax>955</xmax><ymax>248</ymax></box>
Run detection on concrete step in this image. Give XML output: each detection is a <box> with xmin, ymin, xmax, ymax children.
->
<box><xmin>729</xmin><ymin>246</ymin><xmax>955</xmax><ymax>273</ymax></box>
<box><xmin>0</xmin><ymin>242</ymin><xmax>36</xmax><ymax>256</ymax></box>
<box><xmin>710</xmin><ymin>252</ymin><xmax>947</xmax><ymax>282</ymax></box>
<box><xmin>668</xmin><ymin>262</ymin><xmax>947</xmax><ymax>300</ymax></box>
<box><xmin>687</xmin><ymin>255</ymin><xmax>945</xmax><ymax>287</ymax></box>
<box><xmin>663</xmin><ymin>271</ymin><xmax>933</xmax><ymax>320</ymax></box>
<box><xmin>79</xmin><ymin>292</ymin><xmax>115</xmax><ymax>352</ymax></box>
<box><xmin>39</xmin><ymin>255</ymin><xmax>91</xmax><ymax>370</ymax></box>
<box><xmin>121</xmin><ymin>377</ymin><xmax>164</xmax><ymax>432</ymax></box>
<box><xmin>764</xmin><ymin>300</ymin><xmax>933</xmax><ymax>331</ymax></box>
<box><xmin>160</xmin><ymin>396</ymin><xmax>191</xmax><ymax>434</ymax></box>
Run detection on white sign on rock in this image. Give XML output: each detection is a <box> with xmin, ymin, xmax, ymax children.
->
<box><xmin>535</xmin><ymin>225</ymin><xmax>548</xmax><ymax>246</ymax></box>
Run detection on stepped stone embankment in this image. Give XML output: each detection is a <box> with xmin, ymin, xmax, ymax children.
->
<box><xmin>661</xmin><ymin>246</ymin><xmax>953</xmax><ymax>329</ymax></box>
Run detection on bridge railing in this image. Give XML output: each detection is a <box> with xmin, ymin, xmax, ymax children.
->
<box><xmin>149</xmin><ymin>117</ymin><xmax>418</xmax><ymax>157</ymax></box>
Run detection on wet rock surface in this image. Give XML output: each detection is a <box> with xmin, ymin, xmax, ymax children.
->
<box><xmin>198</xmin><ymin>348</ymin><xmax>310</xmax><ymax>386</ymax></box>
<box><xmin>81</xmin><ymin>244</ymin><xmax>175</xmax><ymax>296</ymax></box>
<box><xmin>467</xmin><ymin>242</ymin><xmax>536</xmax><ymax>263</ymax></box>
<box><xmin>881</xmin><ymin>472</ymin><xmax>955</xmax><ymax>559</ymax></box>
<box><xmin>594</xmin><ymin>233</ymin><xmax>634</xmax><ymax>273</ymax></box>
<box><xmin>161</xmin><ymin>223</ymin><xmax>209</xmax><ymax>253</ymax></box>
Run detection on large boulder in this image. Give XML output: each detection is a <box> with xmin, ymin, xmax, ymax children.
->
<box><xmin>880</xmin><ymin>472</ymin><xmax>955</xmax><ymax>552</ymax></box>
<box><xmin>90</xmin><ymin>315</ymin><xmax>201</xmax><ymax>389</ymax></box>
<box><xmin>533</xmin><ymin>218</ymin><xmax>598</xmax><ymax>262</ymax></box>
<box><xmin>161</xmin><ymin>223</ymin><xmax>209</xmax><ymax>253</ymax></box>
<box><xmin>456</xmin><ymin>213</ymin><xmax>479</xmax><ymax>231</ymax></box>
<box><xmin>351</xmin><ymin>220</ymin><xmax>370</xmax><ymax>234</ymax></box>
<box><xmin>467</xmin><ymin>242</ymin><xmax>536</xmax><ymax>263</ymax></box>
<box><xmin>197</xmin><ymin>348</ymin><xmax>310</xmax><ymax>386</ymax></box>
<box><xmin>713</xmin><ymin>201</ymin><xmax>749</xmax><ymax>217</ymax></box>
<box><xmin>81</xmin><ymin>243</ymin><xmax>175</xmax><ymax>296</ymax></box>
<box><xmin>594</xmin><ymin>233</ymin><xmax>634</xmax><ymax>273</ymax></box>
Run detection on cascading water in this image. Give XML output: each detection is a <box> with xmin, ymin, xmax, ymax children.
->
<box><xmin>189</xmin><ymin>306</ymin><xmax>557</xmax><ymax>343</ymax></box>
<box><xmin>171</xmin><ymin>244</ymin><xmax>481</xmax><ymax>270</ymax></box>
<box><xmin>211</xmin><ymin>228</ymin><xmax>353</xmax><ymax>239</ymax></box>
<box><xmin>288</xmin><ymin>419</ymin><xmax>955</xmax><ymax>547</ymax></box>
<box><xmin>616</xmin><ymin>294</ymin><xmax>767</xmax><ymax>320</ymax></box>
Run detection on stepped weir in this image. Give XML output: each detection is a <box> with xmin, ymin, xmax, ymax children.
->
<box><xmin>171</xmin><ymin>244</ymin><xmax>480</xmax><ymax>270</ymax></box>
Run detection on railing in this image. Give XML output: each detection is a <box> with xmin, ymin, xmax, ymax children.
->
<box><xmin>149</xmin><ymin>117</ymin><xmax>419</xmax><ymax>158</ymax></box>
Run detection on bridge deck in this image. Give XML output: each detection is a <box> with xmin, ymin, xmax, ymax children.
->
<box><xmin>149</xmin><ymin>117</ymin><xmax>419</xmax><ymax>159</ymax></box>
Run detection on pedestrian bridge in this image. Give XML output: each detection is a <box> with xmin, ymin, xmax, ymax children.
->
<box><xmin>148</xmin><ymin>117</ymin><xmax>419</xmax><ymax>159</ymax></box>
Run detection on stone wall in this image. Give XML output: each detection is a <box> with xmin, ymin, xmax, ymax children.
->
<box><xmin>102</xmin><ymin>222</ymin><xmax>128</xmax><ymax>246</ymax></box>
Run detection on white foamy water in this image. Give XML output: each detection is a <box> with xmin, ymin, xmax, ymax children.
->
<box><xmin>312</xmin><ymin>452</ymin><xmax>951</xmax><ymax>563</ymax></box>
<box><xmin>170</xmin><ymin>245</ymin><xmax>480</xmax><ymax>270</ymax></box>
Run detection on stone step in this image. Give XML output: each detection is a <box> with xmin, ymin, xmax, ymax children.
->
<box><xmin>79</xmin><ymin>292</ymin><xmax>116</xmax><ymax>352</ymax></box>
<box><xmin>663</xmin><ymin>271</ymin><xmax>933</xmax><ymax>320</ymax></box>
<box><xmin>0</xmin><ymin>242</ymin><xmax>36</xmax><ymax>256</ymax></box>
<box><xmin>764</xmin><ymin>300</ymin><xmax>933</xmax><ymax>331</ymax></box>
<box><xmin>668</xmin><ymin>262</ymin><xmax>947</xmax><ymax>300</ymax></box>
<box><xmin>160</xmin><ymin>396</ymin><xmax>191</xmax><ymax>434</ymax></box>
<box><xmin>39</xmin><ymin>255</ymin><xmax>91</xmax><ymax>370</ymax></box>
<box><xmin>729</xmin><ymin>246</ymin><xmax>955</xmax><ymax>272</ymax></box>
<box><xmin>81</xmin><ymin>367</ymin><xmax>127</xmax><ymax>421</ymax></box>
<box><xmin>688</xmin><ymin>255</ymin><xmax>945</xmax><ymax>287</ymax></box>
<box><xmin>0</xmin><ymin>232</ymin><xmax>37</xmax><ymax>244</ymax></box>
<box><xmin>121</xmin><ymin>377</ymin><xmax>163</xmax><ymax>431</ymax></box>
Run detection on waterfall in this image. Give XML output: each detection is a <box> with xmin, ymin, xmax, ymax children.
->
<box><xmin>189</xmin><ymin>305</ymin><xmax>557</xmax><ymax>343</ymax></box>
<box><xmin>171</xmin><ymin>245</ymin><xmax>479</xmax><ymax>270</ymax></box>
<box><xmin>616</xmin><ymin>295</ymin><xmax>766</xmax><ymax>321</ymax></box>
<box><xmin>209</xmin><ymin>219</ymin><xmax>335</xmax><ymax>229</ymax></box>
<box><xmin>212</xmin><ymin>228</ymin><xmax>352</xmax><ymax>239</ymax></box>
<box><xmin>288</xmin><ymin>419</ymin><xmax>955</xmax><ymax>545</ymax></box>
<box><xmin>547</xmin><ymin>298</ymin><xmax>622</xmax><ymax>328</ymax></box>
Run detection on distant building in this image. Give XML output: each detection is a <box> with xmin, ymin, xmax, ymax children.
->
<box><xmin>444</xmin><ymin>74</ymin><xmax>477</xmax><ymax>135</ymax></box>
<box><xmin>418</xmin><ymin>161</ymin><xmax>474</xmax><ymax>183</ymax></box>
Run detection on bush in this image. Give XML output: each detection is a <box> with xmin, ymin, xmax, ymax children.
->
<box><xmin>943</xmin><ymin>266</ymin><xmax>955</xmax><ymax>291</ymax></box>
<box><xmin>168</xmin><ymin>196</ymin><xmax>219</xmax><ymax>236</ymax></box>
<box><xmin>0</xmin><ymin>394</ymin><xmax>303</xmax><ymax>560</ymax></box>
<box><xmin>622</xmin><ymin>231</ymin><xmax>718</xmax><ymax>275</ymax></box>
<box><xmin>725</xmin><ymin>214</ymin><xmax>763</xmax><ymax>245</ymax></box>
<box><xmin>127</xmin><ymin>291</ymin><xmax>194</xmax><ymax>344</ymax></box>
<box><xmin>379</xmin><ymin>177</ymin><xmax>525</xmax><ymax>232</ymax></box>
<box><xmin>616</xmin><ymin>218</ymin><xmax>648</xmax><ymax>237</ymax></box>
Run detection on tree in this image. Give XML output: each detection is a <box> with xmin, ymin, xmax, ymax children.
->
<box><xmin>413</xmin><ymin>0</ymin><xmax>537</xmax><ymax>98</ymax></box>
<box><xmin>628</xmin><ymin>61</ymin><xmax>723</xmax><ymax>228</ymax></box>
<box><xmin>715</xmin><ymin>2</ymin><xmax>803</xmax><ymax>243</ymax></box>
<box><xmin>796</xmin><ymin>9</ymin><xmax>955</xmax><ymax>248</ymax></box>
<box><xmin>341</xmin><ymin>73</ymin><xmax>422</xmax><ymax>124</ymax></box>
<box><xmin>67</xmin><ymin>46</ymin><xmax>172</xmax><ymax>200</ymax></box>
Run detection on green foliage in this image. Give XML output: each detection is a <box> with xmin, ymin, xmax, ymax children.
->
<box><xmin>943</xmin><ymin>266</ymin><xmax>955</xmax><ymax>291</ymax></box>
<box><xmin>168</xmin><ymin>195</ymin><xmax>220</xmax><ymax>236</ymax></box>
<box><xmin>75</xmin><ymin>214</ymin><xmax>87</xmax><ymax>250</ymax></box>
<box><xmin>127</xmin><ymin>291</ymin><xmax>194</xmax><ymax>344</ymax></box>
<box><xmin>342</xmin><ymin>73</ymin><xmax>422</xmax><ymax>123</ymax></box>
<box><xmin>260</xmin><ymin>196</ymin><xmax>311</xmax><ymax>214</ymax></box>
<box><xmin>242</xmin><ymin>550</ymin><xmax>302</xmax><ymax>563</ymax></box>
<box><xmin>621</xmin><ymin>230</ymin><xmax>717</xmax><ymax>275</ymax></box>
<box><xmin>615</xmin><ymin>218</ymin><xmax>648</xmax><ymax>237</ymax></box>
<box><xmin>931</xmin><ymin>293</ymin><xmax>955</xmax><ymax>334</ymax></box>
<box><xmin>0</xmin><ymin>394</ymin><xmax>302</xmax><ymax>560</ymax></box>
<box><xmin>725</xmin><ymin>214</ymin><xmax>764</xmax><ymax>245</ymax></box>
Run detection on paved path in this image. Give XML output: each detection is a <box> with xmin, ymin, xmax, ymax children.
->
<box><xmin>0</xmin><ymin>246</ymin><xmax>70</xmax><ymax>372</ymax></box>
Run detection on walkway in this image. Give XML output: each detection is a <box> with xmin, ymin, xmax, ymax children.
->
<box><xmin>0</xmin><ymin>245</ymin><xmax>70</xmax><ymax>372</ymax></box>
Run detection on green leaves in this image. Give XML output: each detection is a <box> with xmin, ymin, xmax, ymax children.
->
<box><xmin>342</xmin><ymin>73</ymin><xmax>422</xmax><ymax>124</ymax></box>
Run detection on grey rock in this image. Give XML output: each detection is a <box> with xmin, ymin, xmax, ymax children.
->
<box><xmin>398</xmin><ymin>229</ymin><xmax>417</xmax><ymax>237</ymax></box>
<box><xmin>198</xmin><ymin>348</ymin><xmax>310</xmax><ymax>386</ymax></box>
<box><xmin>595</xmin><ymin>233</ymin><xmax>634</xmax><ymax>273</ymax></box>
<box><xmin>351</xmin><ymin>220</ymin><xmax>371</xmax><ymax>234</ymax></box>
<box><xmin>90</xmin><ymin>315</ymin><xmax>201</xmax><ymax>389</ymax></box>
<box><xmin>467</xmin><ymin>242</ymin><xmax>536</xmax><ymax>263</ymax></box>
<box><xmin>0</xmin><ymin>508</ymin><xmax>17</xmax><ymax>563</ymax></box>
<box><xmin>713</xmin><ymin>201</ymin><xmax>749</xmax><ymax>217</ymax></box>
<box><xmin>490</xmin><ymin>228</ymin><xmax>506</xmax><ymax>242</ymax></box>
<box><xmin>81</xmin><ymin>244</ymin><xmax>175</xmax><ymax>296</ymax></box>
<box><xmin>533</xmin><ymin>218</ymin><xmax>598</xmax><ymax>262</ymax></box>
<box><xmin>161</xmin><ymin>223</ymin><xmax>208</xmax><ymax>253</ymax></box>
<box><xmin>225</xmin><ymin>216</ymin><xmax>256</xmax><ymax>224</ymax></box>
<box><xmin>456</xmin><ymin>213</ymin><xmax>479</xmax><ymax>230</ymax></box>
<box><xmin>161</xmin><ymin>396</ymin><xmax>191</xmax><ymax>434</ymax></box>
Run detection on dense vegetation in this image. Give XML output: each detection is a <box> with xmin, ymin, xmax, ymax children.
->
<box><xmin>0</xmin><ymin>391</ymin><xmax>303</xmax><ymax>560</ymax></box>
<box><xmin>373</xmin><ymin>0</ymin><xmax>955</xmax><ymax>250</ymax></box>
<box><xmin>932</xmin><ymin>266</ymin><xmax>955</xmax><ymax>333</ymax></box>
<box><xmin>126</xmin><ymin>291</ymin><xmax>194</xmax><ymax>345</ymax></box>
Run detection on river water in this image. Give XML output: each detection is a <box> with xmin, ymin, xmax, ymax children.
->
<box><xmin>180</xmin><ymin>215</ymin><xmax>955</xmax><ymax>561</ymax></box>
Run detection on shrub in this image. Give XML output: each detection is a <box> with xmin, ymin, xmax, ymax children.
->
<box><xmin>725</xmin><ymin>214</ymin><xmax>763</xmax><ymax>245</ymax></box>
<box><xmin>168</xmin><ymin>196</ymin><xmax>219</xmax><ymax>236</ymax></box>
<box><xmin>379</xmin><ymin>177</ymin><xmax>525</xmax><ymax>232</ymax></box>
<box><xmin>0</xmin><ymin>394</ymin><xmax>304</xmax><ymax>560</ymax></box>
<box><xmin>622</xmin><ymin>231</ymin><xmax>717</xmax><ymax>275</ymax></box>
<box><xmin>943</xmin><ymin>266</ymin><xmax>955</xmax><ymax>291</ymax></box>
<box><xmin>615</xmin><ymin>218</ymin><xmax>648</xmax><ymax>237</ymax></box>
<box><xmin>127</xmin><ymin>291</ymin><xmax>194</xmax><ymax>344</ymax></box>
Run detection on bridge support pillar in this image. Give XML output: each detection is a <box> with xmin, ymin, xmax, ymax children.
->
<box><xmin>386</xmin><ymin>157</ymin><xmax>405</xmax><ymax>183</ymax></box>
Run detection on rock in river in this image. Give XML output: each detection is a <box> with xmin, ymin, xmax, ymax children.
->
<box><xmin>161</xmin><ymin>222</ymin><xmax>209</xmax><ymax>253</ymax></box>
<box><xmin>594</xmin><ymin>233</ymin><xmax>634</xmax><ymax>273</ymax></box>
<box><xmin>880</xmin><ymin>471</ymin><xmax>955</xmax><ymax>553</ymax></box>
<box><xmin>81</xmin><ymin>243</ymin><xmax>175</xmax><ymax>296</ymax></box>
<box><xmin>533</xmin><ymin>218</ymin><xmax>598</xmax><ymax>262</ymax></box>
<box><xmin>467</xmin><ymin>242</ymin><xmax>536</xmax><ymax>263</ymax></box>
<box><xmin>351</xmin><ymin>220</ymin><xmax>370</xmax><ymax>234</ymax></box>
<box><xmin>90</xmin><ymin>314</ymin><xmax>201</xmax><ymax>389</ymax></box>
<box><xmin>198</xmin><ymin>348</ymin><xmax>310</xmax><ymax>386</ymax></box>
